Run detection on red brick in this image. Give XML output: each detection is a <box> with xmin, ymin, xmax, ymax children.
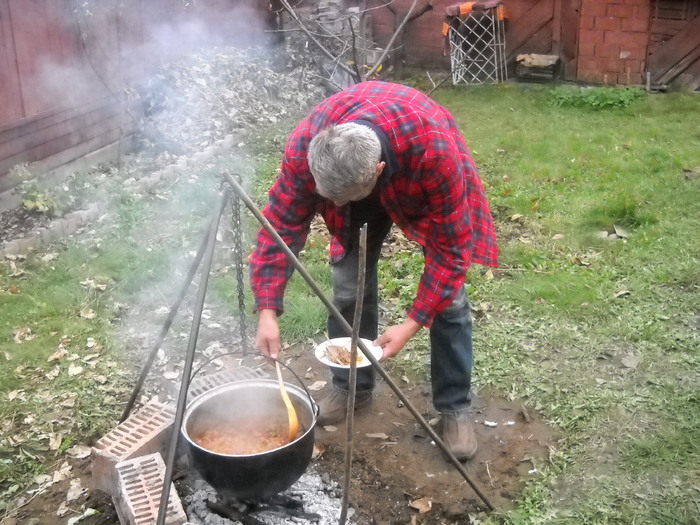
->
<box><xmin>604</xmin><ymin>31</ymin><xmax>647</xmax><ymax>46</ymax></box>
<box><xmin>601</xmin><ymin>72</ymin><xmax>618</xmax><ymax>85</ymax></box>
<box><xmin>113</xmin><ymin>453</ymin><xmax>187</xmax><ymax>525</ymax></box>
<box><xmin>617</xmin><ymin>71</ymin><xmax>644</xmax><ymax>85</ymax></box>
<box><xmin>621</xmin><ymin>17</ymin><xmax>649</xmax><ymax>32</ymax></box>
<box><xmin>618</xmin><ymin>44</ymin><xmax>647</xmax><ymax>60</ymax></box>
<box><xmin>579</xmin><ymin>42</ymin><xmax>596</xmax><ymax>57</ymax></box>
<box><xmin>633</xmin><ymin>4</ymin><xmax>651</xmax><ymax>19</ymax></box>
<box><xmin>581</xmin><ymin>1</ymin><xmax>607</xmax><ymax>17</ymax></box>
<box><xmin>578</xmin><ymin>56</ymin><xmax>602</xmax><ymax>71</ymax></box>
<box><xmin>580</xmin><ymin>15</ymin><xmax>595</xmax><ymax>30</ymax></box>
<box><xmin>580</xmin><ymin>29</ymin><xmax>606</xmax><ymax>44</ymax></box>
<box><xmin>607</xmin><ymin>4</ymin><xmax>634</xmax><ymax>18</ymax></box>
<box><xmin>595</xmin><ymin>16</ymin><xmax>621</xmax><ymax>31</ymax></box>
<box><xmin>624</xmin><ymin>59</ymin><xmax>643</xmax><ymax>73</ymax></box>
<box><xmin>598</xmin><ymin>43</ymin><xmax>621</xmax><ymax>58</ymax></box>
<box><xmin>91</xmin><ymin>399</ymin><xmax>175</xmax><ymax>494</ymax></box>
<box><xmin>578</xmin><ymin>69</ymin><xmax>605</xmax><ymax>84</ymax></box>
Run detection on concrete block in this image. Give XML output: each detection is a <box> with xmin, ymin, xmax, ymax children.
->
<box><xmin>91</xmin><ymin>399</ymin><xmax>175</xmax><ymax>494</ymax></box>
<box><xmin>113</xmin><ymin>452</ymin><xmax>187</xmax><ymax>525</ymax></box>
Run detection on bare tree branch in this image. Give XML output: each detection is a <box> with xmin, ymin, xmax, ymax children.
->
<box><xmin>279</xmin><ymin>0</ymin><xmax>360</xmax><ymax>82</ymax></box>
<box><xmin>363</xmin><ymin>0</ymin><xmax>418</xmax><ymax>80</ymax></box>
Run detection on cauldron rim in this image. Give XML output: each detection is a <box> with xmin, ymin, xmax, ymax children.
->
<box><xmin>181</xmin><ymin>378</ymin><xmax>317</xmax><ymax>456</ymax></box>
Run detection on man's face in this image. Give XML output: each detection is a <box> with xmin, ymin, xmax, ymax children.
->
<box><xmin>330</xmin><ymin>180</ymin><xmax>376</xmax><ymax>207</ymax></box>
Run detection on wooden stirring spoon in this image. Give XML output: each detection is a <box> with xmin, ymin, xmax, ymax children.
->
<box><xmin>275</xmin><ymin>361</ymin><xmax>300</xmax><ymax>442</ymax></box>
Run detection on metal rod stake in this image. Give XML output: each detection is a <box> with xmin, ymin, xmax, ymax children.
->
<box><xmin>156</xmin><ymin>187</ymin><xmax>231</xmax><ymax>525</ymax></box>
<box><xmin>339</xmin><ymin>223</ymin><xmax>367</xmax><ymax>524</ymax></box>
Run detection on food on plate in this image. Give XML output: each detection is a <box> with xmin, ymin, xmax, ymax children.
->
<box><xmin>193</xmin><ymin>417</ymin><xmax>296</xmax><ymax>455</ymax></box>
<box><xmin>326</xmin><ymin>344</ymin><xmax>365</xmax><ymax>366</ymax></box>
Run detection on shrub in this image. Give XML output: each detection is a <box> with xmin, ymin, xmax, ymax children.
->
<box><xmin>550</xmin><ymin>85</ymin><xmax>645</xmax><ymax>109</ymax></box>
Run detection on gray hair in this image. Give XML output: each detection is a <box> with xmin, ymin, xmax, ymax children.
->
<box><xmin>308</xmin><ymin>123</ymin><xmax>381</xmax><ymax>201</ymax></box>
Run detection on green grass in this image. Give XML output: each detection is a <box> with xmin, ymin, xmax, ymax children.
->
<box><xmin>424</xmin><ymin>84</ymin><xmax>700</xmax><ymax>523</ymax></box>
<box><xmin>1</xmin><ymin>82</ymin><xmax>698</xmax><ymax>523</ymax></box>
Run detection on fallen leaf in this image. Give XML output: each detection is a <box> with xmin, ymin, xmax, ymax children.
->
<box><xmin>614</xmin><ymin>290</ymin><xmax>631</xmax><ymax>298</ymax></box>
<box><xmin>573</xmin><ymin>256</ymin><xmax>591</xmax><ymax>267</ymax></box>
<box><xmin>13</xmin><ymin>327</ymin><xmax>36</xmax><ymax>344</ymax></box>
<box><xmin>552</xmin><ymin>234</ymin><xmax>564</xmax><ymax>240</ymax></box>
<box><xmin>613</xmin><ymin>224</ymin><xmax>629</xmax><ymax>238</ymax></box>
<box><xmin>80</xmin><ymin>279</ymin><xmax>107</xmax><ymax>291</ymax></box>
<box><xmin>67</xmin><ymin>508</ymin><xmax>98</xmax><ymax>524</ymax></box>
<box><xmin>57</xmin><ymin>501</ymin><xmax>70</xmax><ymax>517</ymax></box>
<box><xmin>8</xmin><ymin>390</ymin><xmax>25</xmax><ymax>401</ymax></box>
<box><xmin>307</xmin><ymin>380</ymin><xmax>327</xmax><ymax>391</ymax></box>
<box><xmin>409</xmin><ymin>497</ymin><xmax>432</xmax><ymax>513</ymax></box>
<box><xmin>48</xmin><ymin>347</ymin><xmax>68</xmax><ymax>362</ymax></box>
<box><xmin>79</xmin><ymin>309</ymin><xmax>96</xmax><ymax>319</ymax></box>
<box><xmin>66</xmin><ymin>445</ymin><xmax>92</xmax><ymax>459</ymax></box>
<box><xmin>68</xmin><ymin>365</ymin><xmax>84</xmax><ymax>376</ymax></box>
<box><xmin>510</xmin><ymin>213</ymin><xmax>523</xmax><ymax>222</ymax></box>
<box><xmin>365</xmin><ymin>432</ymin><xmax>390</xmax><ymax>440</ymax></box>
<box><xmin>66</xmin><ymin>478</ymin><xmax>86</xmax><ymax>502</ymax></box>
<box><xmin>8</xmin><ymin>261</ymin><xmax>25</xmax><ymax>277</ymax></box>
<box><xmin>621</xmin><ymin>354</ymin><xmax>641</xmax><ymax>369</ymax></box>
<box><xmin>312</xmin><ymin>442</ymin><xmax>325</xmax><ymax>460</ymax></box>
<box><xmin>33</xmin><ymin>474</ymin><xmax>52</xmax><ymax>486</ymax></box>
<box><xmin>48</xmin><ymin>433</ymin><xmax>63</xmax><ymax>450</ymax></box>
<box><xmin>53</xmin><ymin>462</ymin><xmax>73</xmax><ymax>482</ymax></box>
<box><xmin>61</xmin><ymin>394</ymin><xmax>77</xmax><ymax>408</ymax></box>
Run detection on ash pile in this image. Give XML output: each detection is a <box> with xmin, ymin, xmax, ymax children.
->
<box><xmin>182</xmin><ymin>467</ymin><xmax>354</xmax><ymax>525</ymax></box>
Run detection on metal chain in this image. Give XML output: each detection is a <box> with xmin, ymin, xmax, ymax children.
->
<box><xmin>230</xmin><ymin>176</ymin><xmax>249</xmax><ymax>354</ymax></box>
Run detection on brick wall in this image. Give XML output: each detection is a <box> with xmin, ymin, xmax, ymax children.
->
<box><xmin>577</xmin><ymin>0</ymin><xmax>651</xmax><ymax>85</ymax></box>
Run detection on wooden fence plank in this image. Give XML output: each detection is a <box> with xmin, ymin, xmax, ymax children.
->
<box><xmin>0</xmin><ymin>97</ymin><xmax>119</xmax><ymax>143</ymax></box>
<box><xmin>647</xmin><ymin>14</ymin><xmax>700</xmax><ymax>79</ymax></box>
<box><xmin>0</xmin><ymin>0</ymin><xmax>24</xmax><ymax>121</ymax></box>
<box><xmin>0</xmin><ymin>106</ymin><xmax>133</xmax><ymax>185</ymax></box>
<box><xmin>0</xmin><ymin>101</ymin><xmax>124</xmax><ymax>159</ymax></box>
<box><xmin>506</xmin><ymin>0</ymin><xmax>555</xmax><ymax>61</ymax></box>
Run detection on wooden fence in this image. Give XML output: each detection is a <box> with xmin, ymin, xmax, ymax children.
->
<box><xmin>0</xmin><ymin>0</ymin><xmax>268</xmax><ymax>201</ymax></box>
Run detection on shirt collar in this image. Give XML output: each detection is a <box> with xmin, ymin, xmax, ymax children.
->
<box><xmin>350</xmin><ymin>120</ymin><xmax>398</xmax><ymax>178</ymax></box>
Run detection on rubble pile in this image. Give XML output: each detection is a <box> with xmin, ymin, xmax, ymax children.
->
<box><xmin>137</xmin><ymin>46</ymin><xmax>326</xmax><ymax>155</ymax></box>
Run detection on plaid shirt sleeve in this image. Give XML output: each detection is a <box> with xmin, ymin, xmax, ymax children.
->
<box><xmin>249</xmin><ymin>122</ymin><xmax>318</xmax><ymax>314</ymax></box>
<box><xmin>404</xmin><ymin>146</ymin><xmax>492</xmax><ymax>326</ymax></box>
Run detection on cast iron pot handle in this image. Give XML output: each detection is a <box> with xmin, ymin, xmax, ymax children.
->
<box><xmin>189</xmin><ymin>350</ymin><xmax>318</xmax><ymax>416</ymax></box>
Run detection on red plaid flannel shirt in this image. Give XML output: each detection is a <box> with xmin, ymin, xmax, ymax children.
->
<box><xmin>250</xmin><ymin>81</ymin><xmax>498</xmax><ymax>327</ymax></box>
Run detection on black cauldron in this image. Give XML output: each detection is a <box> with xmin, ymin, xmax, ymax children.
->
<box><xmin>182</xmin><ymin>379</ymin><xmax>318</xmax><ymax>501</ymax></box>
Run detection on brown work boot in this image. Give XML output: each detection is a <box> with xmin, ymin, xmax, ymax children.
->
<box><xmin>442</xmin><ymin>412</ymin><xmax>478</xmax><ymax>461</ymax></box>
<box><xmin>317</xmin><ymin>389</ymin><xmax>372</xmax><ymax>426</ymax></box>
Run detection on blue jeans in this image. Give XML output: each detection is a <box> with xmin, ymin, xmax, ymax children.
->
<box><xmin>327</xmin><ymin>201</ymin><xmax>473</xmax><ymax>415</ymax></box>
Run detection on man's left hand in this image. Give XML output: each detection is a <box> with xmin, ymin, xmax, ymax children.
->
<box><xmin>374</xmin><ymin>318</ymin><xmax>422</xmax><ymax>360</ymax></box>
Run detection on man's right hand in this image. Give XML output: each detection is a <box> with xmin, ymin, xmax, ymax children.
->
<box><xmin>255</xmin><ymin>309</ymin><xmax>281</xmax><ymax>359</ymax></box>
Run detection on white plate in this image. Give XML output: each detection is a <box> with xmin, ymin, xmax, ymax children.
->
<box><xmin>314</xmin><ymin>337</ymin><xmax>383</xmax><ymax>368</ymax></box>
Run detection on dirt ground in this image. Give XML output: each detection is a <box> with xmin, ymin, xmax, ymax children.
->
<box><xmin>2</xmin><ymin>339</ymin><xmax>556</xmax><ymax>525</ymax></box>
<box><xmin>279</xmin><ymin>345</ymin><xmax>556</xmax><ymax>524</ymax></box>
